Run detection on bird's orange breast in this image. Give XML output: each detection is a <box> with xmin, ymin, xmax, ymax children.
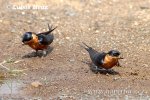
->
<box><xmin>102</xmin><ymin>55</ymin><xmax>118</xmax><ymax>69</ymax></box>
<box><xmin>26</xmin><ymin>34</ymin><xmax>48</xmax><ymax>50</ymax></box>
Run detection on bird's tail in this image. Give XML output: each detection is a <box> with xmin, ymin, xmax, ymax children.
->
<box><xmin>80</xmin><ymin>42</ymin><xmax>92</xmax><ymax>51</ymax></box>
<box><xmin>48</xmin><ymin>24</ymin><xmax>57</xmax><ymax>34</ymax></box>
<box><xmin>36</xmin><ymin>24</ymin><xmax>57</xmax><ymax>35</ymax></box>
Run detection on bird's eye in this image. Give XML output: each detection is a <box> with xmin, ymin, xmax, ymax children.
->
<box><xmin>113</xmin><ymin>52</ymin><xmax>120</xmax><ymax>56</ymax></box>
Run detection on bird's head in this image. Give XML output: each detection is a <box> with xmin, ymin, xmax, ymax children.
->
<box><xmin>107</xmin><ymin>50</ymin><xmax>123</xmax><ymax>59</ymax></box>
<box><xmin>22</xmin><ymin>32</ymin><xmax>33</xmax><ymax>44</ymax></box>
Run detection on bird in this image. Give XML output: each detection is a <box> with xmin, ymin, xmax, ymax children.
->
<box><xmin>81</xmin><ymin>42</ymin><xmax>123</xmax><ymax>73</ymax></box>
<box><xmin>22</xmin><ymin>24</ymin><xmax>57</xmax><ymax>56</ymax></box>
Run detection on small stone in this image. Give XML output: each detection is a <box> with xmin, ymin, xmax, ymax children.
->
<box><xmin>31</xmin><ymin>81</ymin><xmax>42</xmax><ymax>88</ymax></box>
<box><xmin>134</xmin><ymin>21</ymin><xmax>139</xmax><ymax>26</ymax></box>
<box><xmin>129</xmin><ymin>5</ymin><xmax>133</xmax><ymax>9</ymax></box>
<box><xmin>95</xmin><ymin>30</ymin><xmax>99</xmax><ymax>33</ymax></box>
<box><xmin>27</xmin><ymin>20</ymin><xmax>31</xmax><ymax>24</ymax></box>
<box><xmin>21</xmin><ymin>12</ymin><xmax>25</xmax><ymax>15</ymax></box>
<box><xmin>113</xmin><ymin>77</ymin><xmax>119</xmax><ymax>81</ymax></box>
<box><xmin>106</xmin><ymin>73</ymin><xmax>110</xmax><ymax>76</ymax></box>
<box><xmin>50</xmin><ymin>58</ymin><xmax>54</xmax><ymax>60</ymax></box>
<box><xmin>65</xmin><ymin>37</ymin><xmax>70</xmax><ymax>40</ymax></box>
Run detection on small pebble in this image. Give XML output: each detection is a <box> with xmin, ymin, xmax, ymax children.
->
<box><xmin>31</xmin><ymin>81</ymin><xmax>42</xmax><ymax>88</ymax></box>
<box><xmin>21</xmin><ymin>12</ymin><xmax>25</xmax><ymax>15</ymax></box>
<box><xmin>66</xmin><ymin>37</ymin><xmax>70</xmax><ymax>40</ymax></box>
<box><xmin>113</xmin><ymin>77</ymin><xmax>120</xmax><ymax>81</ymax></box>
<box><xmin>50</xmin><ymin>58</ymin><xmax>54</xmax><ymax>60</ymax></box>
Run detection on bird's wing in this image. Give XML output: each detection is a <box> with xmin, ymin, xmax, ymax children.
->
<box><xmin>80</xmin><ymin>42</ymin><xmax>106</xmax><ymax>65</ymax></box>
<box><xmin>38</xmin><ymin>34</ymin><xmax>54</xmax><ymax>45</ymax></box>
<box><xmin>93</xmin><ymin>52</ymin><xmax>106</xmax><ymax>66</ymax></box>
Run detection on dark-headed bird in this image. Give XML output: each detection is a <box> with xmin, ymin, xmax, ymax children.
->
<box><xmin>22</xmin><ymin>24</ymin><xmax>56</xmax><ymax>56</ymax></box>
<box><xmin>81</xmin><ymin>42</ymin><xmax>123</xmax><ymax>73</ymax></box>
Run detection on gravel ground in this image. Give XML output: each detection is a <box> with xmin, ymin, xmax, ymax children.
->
<box><xmin>0</xmin><ymin>0</ymin><xmax>150</xmax><ymax>99</ymax></box>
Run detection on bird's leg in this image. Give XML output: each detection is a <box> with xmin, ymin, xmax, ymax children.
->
<box><xmin>107</xmin><ymin>69</ymin><xmax>113</xmax><ymax>72</ymax></box>
<box><xmin>94</xmin><ymin>65</ymin><xmax>99</xmax><ymax>71</ymax></box>
<box><xmin>116</xmin><ymin>61</ymin><xmax>122</xmax><ymax>67</ymax></box>
<box><xmin>90</xmin><ymin>64</ymin><xmax>105</xmax><ymax>74</ymax></box>
<box><xmin>93</xmin><ymin>64</ymin><xmax>105</xmax><ymax>71</ymax></box>
<box><xmin>106</xmin><ymin>69</ymin><xmax>118</xmax><ymax>75</ymax></box>
<box><xmin>43</xmin><ymin>49</ymin><xmax>47</xmax><ymax>57</ymax></box>
<box><xmin>35</xmin><ymin>50</ymin><xmax>38</xmax><ymax>56</ymax></box>
<box><xmin>90</xmin><ymin>64</ymin><xmax>98</xmax><ymax>73</ymax></box>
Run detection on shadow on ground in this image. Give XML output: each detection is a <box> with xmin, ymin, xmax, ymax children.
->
<box><xmin>22</xmin><ymin>46</ymin><xmax>53</xmax><ymax>58</ymax></box>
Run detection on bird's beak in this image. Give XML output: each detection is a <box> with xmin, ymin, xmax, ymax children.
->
<box><xmin>117</xmin><ymin>57</ymin><xmax>124</xmax><ymax>59</ymax></box>
<box><xmin>22</xmin><ymin>42</ymin><xmax>25</xmax><ymax>45</ymax></box>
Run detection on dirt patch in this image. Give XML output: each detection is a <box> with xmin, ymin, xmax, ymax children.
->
<box><xmin>0</xmin><ymin>0</ymin><xmax>150</xmax><ymax>99</ymax></box>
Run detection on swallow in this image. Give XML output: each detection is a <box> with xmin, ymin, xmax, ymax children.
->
<box><xmin>22</xmin><ymin>24</ymin><xmax>57</xmax><ymax>56</ymax></box>
<box><xmin>81</xmin><ymin>42</ymin><xmax>123</xmax><ymax>73</ymax></box>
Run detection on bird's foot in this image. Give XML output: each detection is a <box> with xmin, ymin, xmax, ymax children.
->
<box><xmin>116</xmin><ymin>62</ymin><xmax>122</xmax><ymax>67</ymax></box>
<box><xmin>106</xmin><ymin>69</ymin><xmax>119</xmax><ymax>75</ymax></box>
<box><xmin>117</xmin><ymin>65</ymin><xmax>122</xmax><ymax>67</ymax></box>
<box><xmin>33</xmin><ymin>50</ymin><xmax>38</xmax><ymax>57</ymax></box>
<box><xmin>106</xmin><ymin>69</ymin><xmax>113</xmax><ymax>72</ymax></box>
<box><xmin>34</xmin><ymin>50</ymin><xmax>45</xmax><ymax>57</ymax></box>
<box><xmin>90</xmin><ymin>65</ymin><xmax>98</xmax><ymax>74</ymax></box>
<box><xmin>90</xmin><ymin>65</ymin><xmax>105</xmax><ymax>74</ymax></box>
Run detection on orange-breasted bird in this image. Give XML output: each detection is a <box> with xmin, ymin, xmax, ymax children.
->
<box><xmin>81</xmin><ymin>42</ymin><xmax>123</xmax><ymax>73</ymax></box>
<box><xmin>22</xmin><ymin>24</ymin><xmax>57</xmax><ymax>56</ymax></box>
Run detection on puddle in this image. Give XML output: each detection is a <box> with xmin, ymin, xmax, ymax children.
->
<box><xmin>0</xmin><ymin>80</ymin><xmax>24</xmax><ymax>95</ymax></box>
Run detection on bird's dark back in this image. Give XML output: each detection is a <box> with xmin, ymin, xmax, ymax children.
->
<box><xmin>38</xmin><ymin>34</ymin><xmax>54</xmax><ymax>45</ymax></box>
<box><xmin>86</xmin><ymin>47</ymin><xmax>106</xmax><ymax>66</ymax></box>
<box><xmin>82</xmin><ymin>43</ymin><xmax>106</xmax><ymax>67</ymax></box>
